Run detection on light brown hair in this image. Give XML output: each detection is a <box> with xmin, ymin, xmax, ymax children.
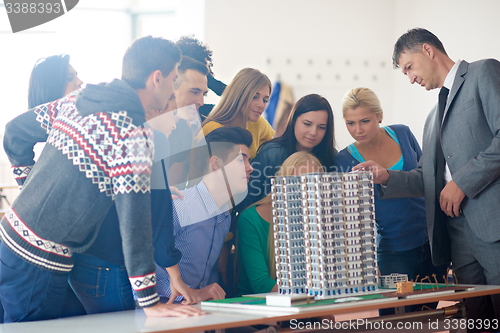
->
<box><xmin>203</xmin><ymin>68</ymin><xmax>271</xmax><ymax>126</ymax></box>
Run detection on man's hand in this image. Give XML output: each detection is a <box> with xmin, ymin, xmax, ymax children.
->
<box><xmin>192</xmin><ymin>283</ymin><xmax>226</xmax><ymax>302</ymax></box>
<box><xmin>143</xmin><ymin>302</ymin><xmax>205</xmax><ymax>317</ymax></box>
<box><xmin>169</xmin><ymin>186</ymin><xmax>184</xmax><ymax>200</ymax></box>
<box><xmin>165</xmin><ymin>265</ymin><xmax>197</xmax><ymax>305</ymax></box>
<box><xmin>439</xmin><ymin>180</ymin><xmax>466</xmax><ymax>217</ymax></box>
<box><xmin>352</xmin><ymin>161</ymin><xmax>390</xmax><ymax>185</ymax></box>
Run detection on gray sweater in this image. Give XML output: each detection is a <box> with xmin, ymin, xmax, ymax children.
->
<box><xmin>1</xmin><ymin>79</ymin><xmax>159</xmax><ymax>307</ymax></box>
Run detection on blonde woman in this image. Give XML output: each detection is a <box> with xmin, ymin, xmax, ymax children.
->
<box><xmin>201</xmin><ymin>68</ymin><xmax>274</xmax><ymax>159</ymax></box>
<box><xmin>237</xmin><ymin>152</ymin><xmax>324</xmax><ymax>295</ymax></box>
<box><xmin>335</xmin><ymin>87</ymin><xmax>448</xmax><ymax>314</ymax></box>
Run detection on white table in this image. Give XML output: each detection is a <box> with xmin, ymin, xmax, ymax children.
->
<box><xmin>1</xmin><ymin>285</ymin><xmax>500</xmax><ymax>333</ymax></box>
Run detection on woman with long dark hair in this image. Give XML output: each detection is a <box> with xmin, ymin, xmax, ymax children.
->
<box><xmin>28</xmin><ymin>54</ymin><xmax>82</xmax><ymax>108</ymax></box>
<box><xmin>240</xmin><ymin>93</ymin><xmax>336</xmax><ymax>209</ymax></box>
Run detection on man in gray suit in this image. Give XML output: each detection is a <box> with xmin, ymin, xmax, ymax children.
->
<box><xmin>355</xmin><ymin>28</ymin><xmax>500</xmax><ymax>324</ymax></box>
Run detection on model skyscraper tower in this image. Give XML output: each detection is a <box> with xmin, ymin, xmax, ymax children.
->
<box><xmin>271</xmin><ymin>172</ymin><xmax>377</xmax><ymax>298</ymax></box>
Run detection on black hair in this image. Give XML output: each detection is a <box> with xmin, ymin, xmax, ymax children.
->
<box><xmin>260</xmin><ymin>94</ymin><xmax>336</xmax><ymax>169</ymax></box>
<box><xmin>28</xmin><ymin>54</ymin><xmax>70</xmax><ymax>108</ymax></box>
<box><xmin>196</xmin><ymin>126</ymin><xmax>252</xmax><ymax>174</ymax></box>
<box><xmin>176</xmin><ymin>35</ymin><xmax>214</xmax><ymax>75</ymax></box>
<box><xmin>122</xmin><ymin>36</ymin><xmax>181</xmax><ymax>89</ymax></box>
<box><xmin>205</xmin><ymin>126</ymin><xmax>252</xmax><ymax>148</ymax></box>
<box><xmin>392</xmin><ymin>28</ymin><xmax>448</xmax><ymax>69</ymax></box>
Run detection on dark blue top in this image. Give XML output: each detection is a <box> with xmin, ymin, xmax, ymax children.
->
<box><xmin>334</xmin><ymin>124</ymin><xmax>428</xmax><ymax>251</ymax></box>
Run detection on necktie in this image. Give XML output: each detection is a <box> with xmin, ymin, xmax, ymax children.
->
<box><xmin>438</xmin><ymin>87</ymin><xmax>449</xmax><ymax>121</ymax></box>
<box><xmin>435</xmin><ymin>87</ymin><xmax>449</xmax><ymax>194</ymax></box>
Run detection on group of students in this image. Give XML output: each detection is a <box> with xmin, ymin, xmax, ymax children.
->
<box><xmin>1</xmin><ymin>27</ymin><xmax>500</xmax><ymax>331</ymax></box>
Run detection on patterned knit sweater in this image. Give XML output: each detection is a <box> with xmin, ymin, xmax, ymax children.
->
<box><xmin>1</xmin><ymin>79</ymin><xmax>159</xmax><ymax>307</ymax></box>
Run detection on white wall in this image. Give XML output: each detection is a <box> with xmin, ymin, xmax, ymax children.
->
<box><xmin>205</xmin><ymin>0</ymin><xmax>500</xmax><ymax>150</ymax></box>
<box><xmin>391</xmin><ymin>0</ymin><xmax>500</xmax><ymax>146</ymax></box>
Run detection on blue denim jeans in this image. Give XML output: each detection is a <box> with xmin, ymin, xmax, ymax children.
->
<box><xmin>0</xmin><ymin>242</ymin><xmax>69</xmax><ymax>322</ymax></box>
<box><xmin>69</xmin><ymin>253</ymin><xmax>135</xmax><ymax>314</ymax></box>
<box><xmin>378</xmin><ymin>242</ymin><xmax>449</xmax><ymax>315</ymax></box>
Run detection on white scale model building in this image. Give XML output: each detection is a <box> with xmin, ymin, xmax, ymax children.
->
<box><xmin>271</xmin><ymin>172</ymin><xmax>378</xmax><ymax>298</ymax></box>
<box><xmin>379</xmin><ymin>273</ymin><xmax>409</xmax><ymax>289</ymax></box>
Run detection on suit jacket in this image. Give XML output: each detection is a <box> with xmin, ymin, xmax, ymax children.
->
<box><xmin>380</xmin><ymin>59</ymin><xmax>500</xmax><ymax>265</ymax></box>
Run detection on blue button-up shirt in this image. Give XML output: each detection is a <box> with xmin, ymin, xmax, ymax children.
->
<box><xmin>155</xmin><ymin>181</ymin><xmax>231</xmax><ymax>300</ymax></box>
